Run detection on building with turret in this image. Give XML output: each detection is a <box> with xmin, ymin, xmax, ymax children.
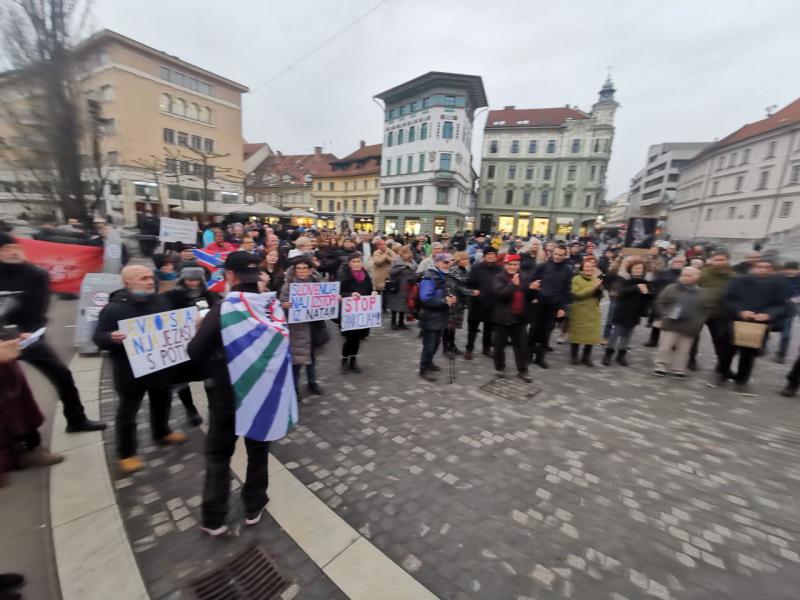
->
<box><xmin>476</xmin><ymin>77</ymin><xmax>618</xmax><ymax>237</ymax></box>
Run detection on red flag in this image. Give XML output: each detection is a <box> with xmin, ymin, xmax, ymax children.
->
<box><xmin>17</xmin><ymin>238</ymin><xmax>103</xmax><ymax>295</ymax></box>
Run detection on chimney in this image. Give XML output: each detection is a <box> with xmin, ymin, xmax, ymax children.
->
<box><xmin>504</xmin><ymin>105</ymin><xmax>515</xmax><ymax>110</ymax></box>
<box><xmin>314</xmin><ymin>146</ymin><xmax>322</xmax><ymax>156</ymax></box>
<box><xmin>276</xmin><ymin>150</ymin><xmax>283</xmax><ymax>157</ymax></box>
<box><xmin>359</xmin><ymin>140</ymin><xmax>365</xmax><ymax>148</ymax></box>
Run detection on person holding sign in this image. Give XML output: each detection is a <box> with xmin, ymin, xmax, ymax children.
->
<box><xmin>339</xmin><ymin>252</ymin><xmax>375</xmax><ymax>374</ymax></box>
<box><xmin>94</xmin><ymin>265</ymin><xmax>189</xmax><ymax>474</ymax></box>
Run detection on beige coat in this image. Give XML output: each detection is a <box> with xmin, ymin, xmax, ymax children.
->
<box><xmin>370</xmin><ymin>248</ymin><xmax>396</xmax><ymax>291</ymax></box>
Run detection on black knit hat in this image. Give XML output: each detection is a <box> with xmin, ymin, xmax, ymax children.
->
<box><xmin>0</xmin><ymin>232</ymin><xmax>16</xmax><ymax>248</ymax></box>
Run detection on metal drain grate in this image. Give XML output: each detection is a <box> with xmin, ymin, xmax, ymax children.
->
<box><xmin>186</xmin><ymin>545</ymin><xmax>290</xmax><ymax>600</ymax></box>
<box><xmin>480</xmin><ymin>377</ymin><xmax>541</xmax><ymax>403</ymax></box>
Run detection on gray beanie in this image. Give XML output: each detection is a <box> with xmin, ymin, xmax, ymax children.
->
<box><xmin>178</xmin><ymin>267</ymin><xmax>206</xmax><ymax>281</ymax></box>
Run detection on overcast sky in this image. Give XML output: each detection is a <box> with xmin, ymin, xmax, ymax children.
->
<box><xmin>93</xmin><ymin>0</ymin><xmax>799</xmax><ymax>200</ymax></box>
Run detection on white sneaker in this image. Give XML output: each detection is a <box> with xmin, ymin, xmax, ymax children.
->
<box><xmin>244</xmin><ymin>504</ymin><xmax>268</xmax><ymax>526</ymax></box>
<box><xmin>201</xmin><ymin>524</ymin><xmax>229</xmax><ymax>537</ymax></box>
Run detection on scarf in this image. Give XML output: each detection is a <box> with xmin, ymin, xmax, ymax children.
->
<box><xmin>352</xmin><ymin>269</ymin><xmax>366</xmax><ymax>282</ymax></box>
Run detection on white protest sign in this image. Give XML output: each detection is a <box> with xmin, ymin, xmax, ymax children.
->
<box><xmin>340</xmin><ymin>294</ymin><xmax>382</xmax><ymax>332</ymax></box>
<box><xmin>119</xmin><ymin>307</ymin><xmax>198</xmax><ymax>378</ymax></box>
<box><xmin>159</xmin><ymin>217</ymin><xmax>199</xmax><ymax>244</ymax></box>
<box><xmin>288</xmin><ymin>282</ymin><xmax>340</xmax><ymax>323</ymax></box>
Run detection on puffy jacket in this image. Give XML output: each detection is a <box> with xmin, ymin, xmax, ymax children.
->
<box><xmin>418</xmin><ymin>268</ymin><xmax>449</xmax><ymax>331</ymax></box>
<box><xmin>724</xmin><ymin>274</ymin><xmax>788</xmax><ymax>331</ymax></box>
<box><xmin>530</xmin><ymin>260</ymin><xmax>572</xmax><ymax>310</ymax></box>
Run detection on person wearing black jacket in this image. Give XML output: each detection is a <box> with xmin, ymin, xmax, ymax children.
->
<box><xmin>722</xmin><ymin>260</ymin><xmax>787</xmax><ymax>390</ymax></box>
<box><xmin>94</xmin><ymin>265</ymin><xmax>188</xmax><ymax>474</ymax></box>
<box><xmin>187</xmin><ymin>252</ymin><xmax>271</xmax><ymax>536</ymax></box>
<box><xmin>464</xmin><ymin>248</ymin><xmax>501</xmax><ymax>359</ymax></box>
<box><xmin>418</xmin><ymin>254</ymin><xmax>457</xmax><ymax>381</ymax></box>
<box><xmin>490</xmin><ymin>255</ymin><xmax>532</xmax><ymax>382</ymax></box>
<box><xmin>0</xmin><ymin>233</ymin><xmax>105</xmax><ymax>433</ymax></box>
<box><xmin>602</xmin><ymin>260</ymin><xmax>651</xmax><ymax>367</ymax></box>
<box><xmin>645</xmin><ymin>255</ymin><xmax>687</xmax><ymax>348</ymax></box>
<box><xmin>339</xmin><ymin>253</ymin><xmax>375</xmax><ymax>373</ymax></box>
<box><xmin>528</xmin><ymin>246</ymin><xmax>573</xmax><ymax>368</ymax></box>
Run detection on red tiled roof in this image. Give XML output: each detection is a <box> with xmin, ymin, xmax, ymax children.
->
<box><xmin>334</xmin><ymin>142</ymin><xmax>382</xmax><ymax>163</ymax></box>
<box><xmin>312</xmin><ymin>142</ymin><xmax>382</xmax><ymax>178</ymax></box>
<box><xmin>250</xmin><ymin>151</ymin><xmax>338</xmax><ymax>187</ymax></box>
<box><xmin>715</xmin><ymin>97</ymin><xmax>800</xmax><ymax>149</ymax></box>
<box><xmin>485</xmin><ymin>107</ymin><xmax>590</xmax><ymax>129</ymax></box>
<box><xmin>243</xmin><ymin>143</ymin><xmax>266</xmax><ymax>159</ymax></box>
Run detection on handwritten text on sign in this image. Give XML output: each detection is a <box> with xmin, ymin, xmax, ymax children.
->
<box><xmin>289</xmin><ymin>282</ymin><xmax>340</xmax><ymax>323</ymax></box>
<box><xmin>158</xmin><ymin>217</ymin><xmax>199</xmax><ymax>244</ymax></box>
<box><xmin>119</xmin><ymin>307</ymin><xmax>197</xmax><ymax>378</ymax></box>
<box><xmin>341</xmin><ymin>295</ymin><xmax>382</xmax><ymax>332</ymax></box>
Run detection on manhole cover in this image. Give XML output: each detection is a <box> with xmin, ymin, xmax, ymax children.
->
<box><xmin>185</xmin><ymin>545</ymin><xmax>290</xmax><ymax>600</ymax></box>
<box><xmin>480</xmin><ymin>377</ymin><xmax>541</xmax><ymax>402</ymax></box>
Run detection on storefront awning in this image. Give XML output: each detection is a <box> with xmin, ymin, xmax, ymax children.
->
<box><xmin>286</xmin><ymin>208</ymin><xmax>316</xmax><ymax>218</ymax></box>
<box><xmin>556</xmin><ymin>217</ymin><xmax>574</xmax><ymax>224</ymax></box>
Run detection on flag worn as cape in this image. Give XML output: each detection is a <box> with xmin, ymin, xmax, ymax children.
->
<box><xmin>220</xmin><ymin>291</ymin><xmax>298</xmax><ymax>441</ymax></box>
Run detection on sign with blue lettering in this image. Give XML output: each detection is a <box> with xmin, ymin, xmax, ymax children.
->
<box><xmin>118</xmin><ymin>307</ymin><xmax>198</xmax><ymax>377</ymax></box>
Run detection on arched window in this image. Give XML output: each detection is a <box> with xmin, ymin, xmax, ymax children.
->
<box><xmin>187</xmin><ymin>102</ymin><xmax>199</xmax><ymax>120</ymax></box>
<box><xmin>159</xmin><ymin>93</ymin><xmax>171</xmax><ymax>112</ymax></box>
<box><xmin>173</xmin><ymin>97</ymin><xmax>186</xmax><ymax>116</ymax></box>
<box><xmin>199</xmin><ymin>106</ymin><xmax>209</xmax><ymax>123</ymax></box>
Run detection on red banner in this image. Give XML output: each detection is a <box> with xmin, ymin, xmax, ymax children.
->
<box><xmin>18</xmin><ymin>238</ymin><xmax>103</xmax><ymax>295</ymax></box>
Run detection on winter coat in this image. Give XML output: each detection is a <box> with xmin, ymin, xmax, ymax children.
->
<box><xmin>611</xmin><ymin>277</ymin><xmax>651</xmax><ymax>328</ymax></box>
<box><xmin>530</xmin><ymin>260</ymin><xmax>573</xmax><ymax>310</ymax></box>
<box><xmin>316</xmin><ymin>246</ymin><xmax>342</xmax><ymax>279</ymax></box>
<box><xmin>656</xmin><ymin>283</ymin><xmax>709</xmax><ymax>336</ymax></box>
<box><xmin>446</xmin><ymin>265</ymin><xmax>472</xmax><ymax>329</ymax></box>
<box><xmin>466</xmin><ymin>261</ymin><xmax>503</xmax><ymax>322</ymax></box>
<box><xmin>724</xmin><ymin>274</ymin><xmax>788</xmax><ymax>331</ymax></box>
<box><xmin>490</xmin><ymin>271</ymin><xmax>529</xmax><ymax>326</ymax></box>
<box><xmin>0</xmin><ymin>361</ymin><xmax>44</xmax><ymax>474</ymax></box>
<box><xmin>0</xmin><ymin>262</ymin><xmax>51</xmax><ymax>332</ymax></box>
<box><xmin>264</xmin><ymin>267</ymin><xmax>285</xmax><ymax>294</ymax></box>
<box><xmin>279</xmin><ymin>268</ymin><xmax>319</xmax><ymax>366</ymax></box>
<box><xmin>371</xmin><ymin>248</ymin><xmax>396</xmax><ymax>291</ymax></box>
<box><xmin>520</xmin><ymin>253</ymin><xmax>540</xmax><ymax>279</ymax></box>
<box><xmin>339</xmin><ymin>266</ymin><xmax>374</xmax><ymax>338</ymax></box>
<box><xmin>651</xmin><ymin>268</ymin><xmax>682</xmax><ymax>303</ymax></box>
<box><xmin>698</xmin><ymin>266</ymin><xmax>735</xmax><ymax>319</ymax></box>
<box><xmin>568</xmin><ymin>273</ymin><xmax>602</xmax><ymax>345</ymax></box>
<box><xmin>418</xmin><ymin>268</ymin><xmax>450</xmax><ymax>331</ymax></box>
<box><xmin>385</xmin><ymin>257</ymin><xmax>418</xmax><ymax>313</ymax></box>
<box><xmin>165</xmin><ymin>281</ymin><xmax>220</xmax><ymax>311</ymax></box>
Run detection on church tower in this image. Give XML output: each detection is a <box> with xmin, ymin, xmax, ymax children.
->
<box><xmin>591</xmin><ymin>74</ymin><xmax>618</xmax><ymax>126</ymax></box>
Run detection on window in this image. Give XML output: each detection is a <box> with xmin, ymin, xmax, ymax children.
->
<box><xmin>540</xmin><ymin>190</ymin><xmax>549</xmax><ymax>206</ymax></box>
<box><xmin>222</xmin><ymin>192</ymin><xmax>239</xmax><ymax>204</ymax></box>
<box><xmin>442</xmin><ymin>122</ymin><xmax>454</xmax><ymax>139</ymax></box>
<box><xmin>204</xmin><ymin>138</ymin><xmax>214</xmax><ymax>152</ymax></box>
<box><xmin>410</xmin><ymin>101</ymin><xmax>418</xmax><ymax>112</ymax></box>
<box><xmin>205</xmin><ymin>166</ymin><xmax>215</xmax><ymax>179</ymax></box>
<box><xmin>187</xmin><ymin>103</ymin><xmax>199</xmax><ymax>120</ymax></box>
<box><xmin>409</xmin><ymin>126</ymin><xmax>416</xmax><ymax>142</ymax></box>
<box><xmin>571</xmin><ymin>139</ymin><xmax>581</xmax><ymax>153</ymax></box>
<box><xmin>107</xmin><ymin>151</ymin><xmax>118</xmax><ymax>165</ymax></box>
<box><xmin>167</xmin><ymin>185</ymin><xmax>182</xmax><ymax>200</ymax></box>
<box><xmin>407</xmin><ymin>155</ymin><xmax>413</xmax><ymax>173</ymax></box>
<box><xmin>711</xmin><ymin>181</ymin><xmax>719</xmax><ymax>195</ymax></box>
<box><xmin>387</xmin><ymin>132</ymin><xmax>393</xmax><ymax>147</ymax></box>
<box><xmin>705</xmin><ymin>208</ymin><xmax>713</xmax><ymax>221</ymax></box>
<box><xmin>766</xmin><ymin>141</ymin><xmax>776</xmax><ymax>159</ymax></box>
<box><xmin>440</xmin><ymin>153</ymin><xmax>452</xmax><ymax>171</ymax></box>
<box><xmin>191</xmin><ymin>135</ymin><xmax>202</xmax><ymax>150</ymax></box>
<box><xmin>525</xmin><ymin>166</ymin><xmax>534</xmax><ymax>180</ymax></box>
<box><xmin>396</xmin><ymin>157</ymin><xmax>402</xmax><ymax>174</ymax></box>
<box><xmin>177</xmin><ymin>131</ymin><xmax>188</xmax><ymax>146</ymax></box>
<box><xmin>397</xmin><ymin>129</ymin><xmax>404</xmax><ymax>145</ymax></box>
<box><xmin>316</xmin><ymin>182</ymin><xmax>322</xmax><ymax>191</ymax></box>
<box><xmin>528</xmin><ymin>140</ymin><xmax>537</xmax><ymax>153</ymax></box>
<box><xmin>173</xmin><ymin>98</ymin><xmax>186</xmax><ymax>116</ymax></box>
<box><xmin>508</xmin><ymin>165</ymin><xmax>517</xmax><ymax>179</ymax></box>
<box><xmin>420</xmin><ymin>123</ymin><xmax>428</xmax><ymax>140</ymax></box>
<box><xmin>199</xmin><ymin>106</ymin><xmax>211</xmax><ymax>124</ymax></box>
<box><xmin>547</xmin><ymin>140</ymin><xmax>556</xmax><ymax>153</ymax></box>
<box><xmin>590</xmin><ymin>165</ymin><xmax>596</xmax><ymax>180</ymax></box>
<box><xmin>404</xmin><ymin>187</ymin><xmax>411</xmax><ymax>205</ymax></box>
<box><xmin>437</xmin><ymin>187</ymin><xmax>449</xmax><ymax>204</ymax></box>
<box><xmin>329</xmin><ymin>182</ymin><xmax>334</xmax><ymax>191</ymax></box>
<box><xmin>730</xmin><ymin>152</ymin><xmax>737</xmax><ymax>166</ymax></box>
<box><xmin>418</xmin><ymin>153</ymin><xmax>425</xmax><ymax>172</ymax></box>
<box><xmin>779</xmin><ymin>201</ymin><xmax>793</xmax><ymax>218</ymax></box>
<box><xmin>758</xmin><ymin>171</ymin><xmax>770</xmax><ymax>189</ymax></box>
<box><xmin>422</xmin><ymin>97</ymin><xmax>430</xmax><ymax>109</ymax></box>
<box><xmin>385</xmin><ymin>161</ymin><xmax>392</xmax><ymax>176</ymax></box>
<box><xmin>716</xmin><ymin>157</ymin><xmax>724</xmax><ymax>170</ymax></box>
<box><xmin>159</xmin><ymin>93</ymin><xmax>171</xmax><ymax>112</ymax></box>
<box><xmin>742</xmin><ymin>149</ymin><xmax>750</xmax><ymax>164</ymax></box>
<box><xmin>415</xmin><ymin>186</ymin><xmax>423</xmax><ymax>204</ymax></box>
<box><xmin>567</xmin><ymin>165</ymin><xmax>576</xmax><ymax>180</ymax></box>
<box><xmin>511</xmin><ymin>140</ymin><xmax>519</xmax><ymax>153</ymax></box>
<box><xmin>735</xmin><ymin>175</ymin><xmax>744</xmax><ymax>191</ymax></box>
<box><xmin>485</xmin><ymin>189</ymin><xmax>493</xmax><ymax>204</ymax></box>
<box><xmin>393</xmin><ymin>188</ymin><xmax>400</xmax><ymax>204</ymax></box>
<box><xmin>543</xmin><ymin>166</ymin><xmax>553</xmax><ymax>180</ymax></box>
<box><xmin>503</xmin><ymin>189</ymin><xmax>513</xmax><ymax>205</ymax></box>
<box><xmin>489</xmin><ymin>140</ymin><xmax>498</xmax><ymax>153</ymax></box>
<box><xmin>330</xmin><ymin>198</ymin><xmax>336</xmax><ymax>210</ymax></box>
<box><xmin>344</xmin><ymin>182</ymin><xmax>348</xmax><ymax>192</ymax></box>
<box><xmin>790</xmin><ymin>164</ymin><xmax>800</xmax><ymax>184</ymax></box>
<box><xmin>487</xmin><ymin>165</ymin><xmax>495</xmax><ymax>179</ymax></box>
<box><xmin>585</xmin><ymin>194</ymin><xmax>593</xmax><ymax>208</ymax></box>
<box><xmin>383</xmin><ymin>190</ymin><xmax>390</xmax><ymax>205</ymax></box>
<box><xmin>523</xmin><ymin>190</ymin><xmax>531</xmax><ymax>206</ymax></box>
<box><xmin>593</xmin><ymin>139</ymin><xmax>600</xmax><ymax>153</ymax></box>
<box><xmin>165</xmin><ymin>158</ymin><xmax>177</xmax><ymax>173</ymax></box>
<box><xmin>163</xmin><ymin>128</ymin><xmax>175</xmax><ymax>143</ymax></box>
<box><xmin>445</xmin><ymin>95</ymin><xmax>456</xmax><ymax>106</ymax></box>
<box><xmin>727</xmin><ymin>206</ymin><xmax>736</xmax><ymax>219</ymax></box>
<box><xmin>102</xmin><ymin>119</ymin><xmax>115</xmax><ymax>135</ymax></box>
<box><xmin>180</xmin><ymin>160</ymin><xmax>190</xmax><ymax>174</ymax></box>
<box><xmin>750</xmin><ymin>204</ymin><xmax>761</xmax><ymax>218</ymax></box>
<box><xmin>563</xmin><ymin>191</ymin><xmax>573</xmax><ymax>207</ymax></box>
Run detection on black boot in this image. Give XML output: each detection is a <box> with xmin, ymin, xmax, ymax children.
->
<box><xmin>341</xmin><ymin>357</ymin><xmax>350</xmax><ymax>374</ymax></box>
<box><xmin>307</xmin><ymin>382</ymin><xmax>323</xmax><ymax>395</ymax></box>
<box><xmin>780</xmin><ymin>383</ymin><xmax>798</xmax><ymax>398</ymax></box>
<box><xmin>602</xmin><ymin>348</ymin><xmax>614</xmax><ymax>366</ymax></box>
<box><xmin>349</xmin><ymin>356</ymin><xmax>363</xmax><ymax>373</ymax></box>
<box><xmin>644</xmin><ymin>328</ymin><xmax>659</xmax><ymax>347</ymax></box>
<box><xmin>570</xmin><ymin>344</ymin><xmax>580</xmax><ymax>365</ymax></box>
<box><xmin>581</xmin><ymin>345</ymin><xmax>594</xmax><ymax>367</ymax></box>
<box><xmin>616</xmin><ymin>349</ymin><xmax>629</xmax><ymax>366</ymax></box>
<box><xmin>419</xmin><ymin>368</ymin><xmax>437</xmax><ymax>382</ymax></box>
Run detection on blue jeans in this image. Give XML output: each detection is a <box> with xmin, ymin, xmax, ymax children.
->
<box><xmin>603</xmin><ymin>300</ymin><xmax>616</xmax><ymax>339</ymax></box>
<box><xmin>779</xmin><ymin>306</ymin><xmax>796</xmax><ymax>358</ymax></box>
<box><xmin>420</xmin><ymin>329</ymin><xmax>443</xmax><ymax>369</ymax></box>
<box><xmin>607</xmin><ymin>324</ymin><xmax>634</xmax><ymax>351</ymax></box>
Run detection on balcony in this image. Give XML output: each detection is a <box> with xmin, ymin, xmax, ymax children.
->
<box><xmin>432</xmin><ymin>170</ymin><xmax>456</xmax><ymax>185</ymax></box>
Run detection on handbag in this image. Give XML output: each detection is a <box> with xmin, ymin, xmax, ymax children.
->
<box><xmin>732</xmin><ymin>321</ymin><xmax>767</xmax><ymax>349</ymax></box>
<box><xmin>310</xmin><ymin>319</ymin><xmax>331</xmax><ymax>347</ymax></box>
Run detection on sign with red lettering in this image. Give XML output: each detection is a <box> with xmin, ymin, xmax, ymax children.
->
<box><xmin>288</xmin><ymin>282</ymin><xmax>340</xmax><ymax>323</ymax></box>
<box><xmin>18</xmin><ymin>238</ymin><xmax>103</xmax><ymax>294</ymax></box>
<box><xmin>340</xmin><ymin>295</ymin><xmax>382</xmax><ymax>332</ymax></box>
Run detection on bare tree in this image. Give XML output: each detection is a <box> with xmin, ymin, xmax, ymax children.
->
<box><xmin>180</xmin><ymin>145</ymin><xmax>231</xmax><ymax>218</ymax></box>
<box><xmin>0</xmin><ymin>0</ymin><xmax>94</xmax><ymax>223</ymax></box>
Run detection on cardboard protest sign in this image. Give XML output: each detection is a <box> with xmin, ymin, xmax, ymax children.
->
<box><xmin>340</xmin><ymin>295</ymin><xmax>382</xmax><ymax>332</ymax></box>
<box><xmin>288</xmin><ymin>282</ymin><xmax>340</xmax><ymax>323</ymax></box>
<box><xmin>119</xmin><ymin>307</ymin><xmax>198</xmax><ymax>378</ymax></box>
<box><xmin>159</xmin><ymin>217</ymin><xmax>199</xmax><ymax>244</ymax></box>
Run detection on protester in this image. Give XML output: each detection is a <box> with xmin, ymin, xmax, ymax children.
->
<box><xmin>520</xmin><ymin>239</ymin><xmax>544</xmax><ymax>279</ymax></box>
<box><xmin>733</xmin><ymin>250</ymin><xmax>761</xmax><ymax>275</ymax></box>
<box><xmin>418</xmin><ymin>254</ymin><xmax>457</xmax><ymax>381</ymax></box>
<box><xmin>568</xmin><ymin>256</ymin><xmax>603</xmax><ymax>367</ymax></box>
<box><xmin>416</xmin><ymin>242</ymin><xmax>444</xmax><ymax>274</ymax></box>
<box><xmin>489</xmin><ymin>254</ymin><xmax>532</xmax><ymax>381</ymax></box>
<box><xmin>339</xmin><ymin>253</ymin><xmax>375</xmax><ymax>373</ymax></box>
<box><xmin>0</xmin><ymin>232</ymin><xmax>105</xmax><ymax>433</ymax></box>
<box><xmin>280</xmin><ymin>257</ymin><xmax>323</xmax><ymax>395</ymax></box>
<box><xmin>465</xmin><ymin>248</ymin><xmax>501</xmax><ymax>360</ymax></box>
<box><xmin>443</xmin><ymin>251</ymin><xmax>475</xmax><ymax>355</ymax></box>
<box><xmin>316</xmin><ymin>237</ymin><xmax>342</xmax><ymax>281</ymax></box>
<box><xmin>262</xmin><ymin>249</ymin><xmax>285</xmax><ymax>293</ymax></box>
<box><xmin>385</xmin><ymin>246</ymin><xmax>417</xmax><ymax>330</ymax></box>
<box><xmin>205</xmin><ymin>229</ymin><xmax>235</xmax><ymax>253</ymax></box>
<box><xmin>690</xmin><ymin>250</ymin><xmax>735</xmax><ymax>374</ymax></box>
<box><xmin>187</xmin><ymin>252</ymin><xmax>278</xmax><ymax>535</ymax></box>
<box><xmin>288</xmin><ymin>236</ymin><xmax>313</xmax><ymax>259</ymax></box>
<box><xmin>528</xmin><ymin>245</ymin><xmax>572</xmax><ymax>368</ymax></box>
<box><xmin>653</xmin><ymin>266</ymin><xmax>707</xmax><ymax>377</ymax></box>
<box><xmin>371</xmin><ymin>238</ymin><xmax>396</xmax><ymax>295</ymax></box>
<box><xmin>602</xmin><ymin>259</ymin><xmax>651</xmax><ymax>367</ymax></box>
<box><xmin>94</xmin><ymin>265</ymin><xmax>188</xmax><ymax>473</ymax></box>
<box><xmin>153</xmin><ymin>253</ymin><xmax>178</xmax><ymax>283</ymax></box>
<box><xmin>645</xmin><ymin>255</ymin><xmax>687</xmax><ymax>347</ymax></box>
<box><xmin>776</xmin><ymin>261</ymin><xmax>800</xmax><ymax>363</ymax></box>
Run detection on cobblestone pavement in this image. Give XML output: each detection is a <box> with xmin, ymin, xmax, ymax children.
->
<box><xmin>272</xmin><ymin>322</ymin><xmax>800</xmax><ymax>600</ymax></box>
<box><xmin>98</xmin><ymin>361</ymin><xmax>345</xmax><ymax>600</ymax></box>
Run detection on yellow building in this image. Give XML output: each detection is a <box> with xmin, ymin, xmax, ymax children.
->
<box><xmin>0</xmin><ymin>29</ymin><xmax>248</xmax><ymax>225</ymax></box>
<box><xmin>310</xmin><ymin>142</ymin><xmax>381</xmax><ymax>232</ymax></box>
